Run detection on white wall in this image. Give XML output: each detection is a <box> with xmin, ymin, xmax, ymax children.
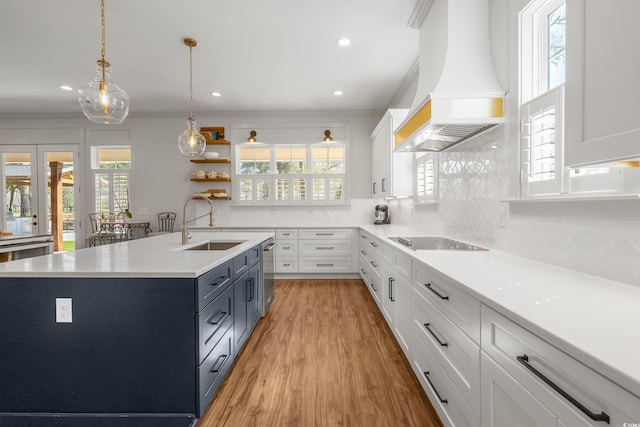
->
<box><xmin>382</xmin><ymin>0</ymin><xmax>640</xmax><ymax>287</ymax></box>
<box><xmin>0</xmin><ymin>110</ymin><xmax>381</xmax><ymax>244</ymax></box>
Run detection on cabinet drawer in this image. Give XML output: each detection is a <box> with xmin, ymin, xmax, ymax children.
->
<box><xmin>413</xmin><ymin>332</ymin><xmax>478</xmax><ymax>427</ymax></box>
<box><xmin>197</xmin><ymin>259</ymin><xmax>233</xmax><ymax>311</ymax></box>
<box><xmin>481</xmin><ymin>305</ymin><xmax>640</xmax><ymax>426</ymax></box>
<box><xmin>197</xmin><ymin>326</ymin><xmax>234</xmax><ymax>417</ymax></box>
<box><xmin>381</xmin><ymin>243</ymin><xmax>411</xmax><ymax>282</ymax></box>
<box><xmin>298</xmin><ymin>240</ymin><xmax>351</xmax><ymax>257</ymax></box>
<box><xmin>198</xmin><ymin>284</ymin><xmax>233</xmax><ymax>364</ymax></box>
<box><xmin>298</xmin><ymin>257</ymin><xmax>352</xmax><ymax>273</ymax></box>
<box><xmin>413</xmin><ymin>288</ymin><xmax>480</xmax><ymax>415</ymax></box>
<box><xmin>233</xmin><ymin>245</ymin><xmax>260</xmax><ymax>279</ymax></box>
<box><xmin>414</xmin><ymin>262</ymin><xmax>480</xmax><ymax>344</ymax></box>
<box><xmin>276</xmin><ymin>240</ymin><xmax>297</xmax><ymax>256</ymax></box>
<box><xmin>298</xmin><ymin>228</ymin><xmax>353</xmax><ymax>240</ymax></box>
<box><xmin>276</xmin><ymin>257</ymin><xmax>298</xmax><ymax>273</ymax></box>
<box><xmin>276</xmin><ymin>229</ymin><xmax>297</xmax><ymax>240</ymax></box>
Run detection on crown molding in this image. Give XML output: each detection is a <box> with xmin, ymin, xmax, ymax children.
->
<box><xmin>407</xmin><ymin>0</ymin><xmax>435</xmax><ymax>29</ymax></box>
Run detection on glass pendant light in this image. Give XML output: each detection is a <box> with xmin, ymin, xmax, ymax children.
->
<box><xmin>178</xmin><ymin>38</ymin><xmax>206</xmax><ymax>157</ymax></box>
<box><xmin>78</xmin><ymin>0</ymin><xmax>129</xmax><ymax>124</ymax></box>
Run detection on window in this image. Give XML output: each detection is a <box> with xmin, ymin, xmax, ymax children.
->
<box><xmin>235</xmin><ymin>143</ymin><xmax>347</xmax><ymax>205</ymax></box>
<box><xmin>91</xmin><ymin>146</ymin><xmax>131</xmax><ymax>214</ymax></box>
<box><xmin>414</xmin><ymin>153</ymin><xmax>438</xmax><ymax>203</ymax></box>
<box><xmin>519</xmin><ymin>0</ymin><xmax>628</xmax><ymax>197</ymax></box>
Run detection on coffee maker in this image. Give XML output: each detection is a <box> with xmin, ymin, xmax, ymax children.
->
<box><xmin>374</xmin><ymin>204</ymin><xmax>390</xmax><ymax>225</ymax></box>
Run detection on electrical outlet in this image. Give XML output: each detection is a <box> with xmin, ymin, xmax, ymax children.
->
<box><xmin>56</xmin><ymin>298</ymin><xmax>72</xmax><ymax>323</ymax></box>
<box><xmin>498</xmin><ymin>204</ymin><xmax>510</xmax><ymax>228</ymax></box>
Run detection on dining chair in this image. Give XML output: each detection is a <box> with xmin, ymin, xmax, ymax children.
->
<box><xmin>147</xmin><ymin>212</ymin><xmax>177</xmax><ymax>237</ymax></box>
<box><xmin>87</xmin><ymin>213</ymin><xmax>102</xmax><ymax>247</ymax></box>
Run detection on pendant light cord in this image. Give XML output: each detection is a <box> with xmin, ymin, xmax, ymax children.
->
<box><xmin>100</xmin><ymin>0</ymin><xmax>106</xmax><ymax>82</ymax></box>
<box><xmin>188</xmin><ymin>44</ymin><xmax>194</xmax><ymax>120</ymax></box>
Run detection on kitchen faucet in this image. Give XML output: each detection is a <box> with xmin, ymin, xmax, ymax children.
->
<box><xmin>182</xmin><ymin>193</ymin><xmax>214</xmax><ymax>244</ymax></box>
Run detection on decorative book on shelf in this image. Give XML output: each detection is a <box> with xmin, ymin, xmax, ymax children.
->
<box><xmin>200</xmin><ymin>127</ymin><xmax>229</xmax><ymax>145</ymax></box>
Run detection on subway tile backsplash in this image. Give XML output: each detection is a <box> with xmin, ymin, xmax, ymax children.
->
<box><xmin>393</xmin><ymin>126</ymin><xmax>640</xmax><ymax>287</ymax></box>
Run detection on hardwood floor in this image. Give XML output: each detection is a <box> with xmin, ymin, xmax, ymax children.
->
<box><xmin>198</xmin><ymin>279</ymin><xmax>443</xmax><ymax>427</ymax></box>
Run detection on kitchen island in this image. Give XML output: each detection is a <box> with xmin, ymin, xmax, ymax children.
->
<box><xmin>0</xmin><ymin>231</ymin><xmax>272</xmax><ymax>427</ymax></box>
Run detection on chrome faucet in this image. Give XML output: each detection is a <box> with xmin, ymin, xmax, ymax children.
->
<box><xmin>182</xmin><ymin>193</ymin><xmax>214</xmax><ymax>245</ymax></box>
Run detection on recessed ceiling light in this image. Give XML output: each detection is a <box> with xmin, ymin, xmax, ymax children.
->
<box><xmin>337</xmin><ymin>38</ymin><xmax>351</xmax><ymax>47</ymax></box>
<box><xmin>210</xmin><ymin>91</ymin><xmax>222</xmax><ymax>97</ymax></box>
<box><xmin>334</xmin><ymin>90</ymin><xmax>343</xmax><ymax>96</ymax></box>
<box><xmin>59</xmin><ymin>85</ymin><xmax>73</xmax><ymax>91</ymax></box>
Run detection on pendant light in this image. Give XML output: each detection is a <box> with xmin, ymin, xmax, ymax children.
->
<box><xmin>178</xmin><ymin>38</ymin><xmax>206</xmax><ymax>157</ymax></box>
<box><xmin>78</xmin><ymin>0</ymin><xmax>129</xmax><ymax>124</ymax></box>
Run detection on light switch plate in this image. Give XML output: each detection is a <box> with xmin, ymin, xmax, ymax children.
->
<box><xmin>56</xmin><ymin>298</ymin><xmax>72</xmax><ymax>323</ymax></box>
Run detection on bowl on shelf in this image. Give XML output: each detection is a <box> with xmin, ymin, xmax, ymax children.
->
<box><xmin>203</xmin><ymin>152</ymin><xmax>220</xmax><ymax>160</ymax></box>
<box><xmin>212</xmin><ymin>193</ymin><xmax>228</xmax><ymax>198</ymax></box>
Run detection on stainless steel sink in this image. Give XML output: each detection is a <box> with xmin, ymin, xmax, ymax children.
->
<box><xmin>185</xmin><ymin>241</ymin><xmax>246</xmax><ymax>251</ymax></box>
<box><xmin>389</xmin><ymin>236</ymin><xmax>488</xmax><ymax>251</ymax></box>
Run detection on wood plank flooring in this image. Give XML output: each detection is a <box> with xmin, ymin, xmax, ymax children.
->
<box><xmin>198</xmin><ymin>279</ymin><xmax>443</xmax><ymax>427</ymax></box>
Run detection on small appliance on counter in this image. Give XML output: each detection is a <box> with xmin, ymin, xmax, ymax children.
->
<box><xmin>374</xmin><ymin>204</ymin><xmax>390</xmax><ymax>225</ymax></box>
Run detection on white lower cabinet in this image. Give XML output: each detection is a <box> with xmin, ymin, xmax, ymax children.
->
<box><xmin>381</xmin><ymin>262</ymin><xmax>412</xmax><ymax>357</ymax></box>
<box><xmin>413</xmin><ymin>331</ymin><xmax>478</xmax><ymax>427</ymax></box>
<box><xmin>481</xmin><ymin>351</ymin><xmax>557</xmax><ymax>427</ymax></box>
<box><xmin>276</xmin><ymin>228</ymin><xmax>356</xmax><ymax>274</ymax></box>
<box><xmin>481</xmin><ymin>305</ymin><xmax>640</xmax><ymax>427</ymax></box>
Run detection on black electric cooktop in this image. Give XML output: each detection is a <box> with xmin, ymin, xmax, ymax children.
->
<box><xmin>388</xmin><ymin>236</ymin><xmax>488</xmax><ymax>251</ymax></box>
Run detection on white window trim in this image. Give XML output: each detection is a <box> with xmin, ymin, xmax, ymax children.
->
<box><xmin>90</xmin><ymin>145</ymin><xmax>131</xmax><ymax>214</ymax></box>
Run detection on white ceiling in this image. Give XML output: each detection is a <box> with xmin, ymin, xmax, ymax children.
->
<box><xmin>0</xmin><ymin>0</ymin><xmax>419</xmax><ymax>116</ymax></box>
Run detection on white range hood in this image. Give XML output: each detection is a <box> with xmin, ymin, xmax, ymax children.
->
<box><xmin>394</xmin><ymin>0</ymin><xmax>505</xmax><ymax>152</ymax></box>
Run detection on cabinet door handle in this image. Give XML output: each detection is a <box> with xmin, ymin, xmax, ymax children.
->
<box><xmin>388</xmin><ymin>277</ymin><xmax>395</xmax><ymax>301</ymax></box>
<box><xmin>316</xmin><ymin>246</ymin><xmax>334</xmax><ymax>250</ymax></box>
<box><xmin>360</xmin><ymin>250</ymin><xmax>367</xmax><ymax>255</ymax></box>
<box><xmin>516</xmin><ymin>355</ymin><xmax>610</xmax><ymax>424</ymax></box>
<box><xmin>423</xmin><ymin>371</ymin><xmax>447</xmax><ymax>404</ymax></box>
<box><xmin>381</xmin><ymin>178</ymin><xmax>386</xmax><ymax>192</ymax></box>
<box><xmin>424</xmin><ymin>323</ymin><xmax>448</xmax><ymax>347</ymax></box>
<box><xmin>211</xmin><ymin>354</ymin><xmax>228</xmax><ymax>373</ymax></box>
<box><xmin>370</xmin><ymin>261</ymin><xmax>378</xmax><ymax>268</ymax></box>
<box><xmin>246</xmin><ymin>278</ymin><xmax>254</xmax><ymax>301</ymax></box>
<box><xmin>316</xmin><ymin>263</ymin><xmax>334</xmax><ymax>267</ymax></box>
<box><xmin>373</xmin><ymin>182</ymin><xmax>377</xmax><ymax>194</ymax></box>
<box><xmin>207</xmin><ymin>311</ymin><xmax>227</xmax><ymax>326</ymax></box>
<box><xmin>424</xmin><ymin>283</ymin><xmax>449</xmax><ymax>300</ymax></box>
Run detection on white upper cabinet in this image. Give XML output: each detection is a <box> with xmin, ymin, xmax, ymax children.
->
<box><xmin>565</xmin><ymin>0</ymin><xmax>640</xmax><ymax>167</ymax></box>
<box><xmin>371</xmin><ymin>109</ymin><xmax>414</xmax><ymax>198</ymax></box>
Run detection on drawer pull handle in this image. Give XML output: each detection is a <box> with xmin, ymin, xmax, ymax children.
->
<box><xmin>423</xmin><ymin>371</ymin><xmax>447</xmax><ymax>404</ymax></box>
<box><xmin>316</xmin><ymin>246</ymin><xmax>334</xmax><ymax>250</ymax></box>
<box><xmin>283</xmin><ymin>263</ymin><xmax>291</xmax><ymax>267</ymax></box>
<box><xmin>283</xmin><ymin>246</ymin><xmax>291</xmax><ymax>250</ymax></box>
<box><xmin>424</xmin><ymin>323</ymin><xmax>448</xmax><ymax>347</ymax></box>
<box><xmin>211</xmin><ymin>354</ymin><xmax>228</xmax><ymax>373</ymax></box>
<box><xmin>425</xmin><ymin>283</ymin><xmax>449</xmax><ymax>300</ymax></box>
<box><xmin>370</xmin><ymin>242</ymin><xmax>378</xmax><ymax>248</ymax></box>
<box><xmin>207</xmin><ymin>311</ymin><xmax>227</xmax><ymax>326</ymax></box>
<box><xmin>360</xmin><ymin>235</ymin><xmax>367</xmax><ymax>239</ymax></box>
<box><xmin>283</xmin><ymin>233</ymin><xmax>291</xmax><ymax>236</ymax></box>
<box><xmin>316</xmin><ymin>232</ymin><xmax>334</xmax><ymax>236</ymax></box>
<box><xmin>360</xmin><ymin>268</ymin><xmax>366</xmax><ymax>275</ymax></box>
<box><xmin>371</xmin><ymin>282</ymin><xmax>377</xmax><ymax>292</ymax></box>
<box><xmin>388</xmin><ymin>277</ymin><xmax>395</xmax><ymax>302</ymax></box>
<box><xmin>516</xmin><ymin>355</ymin><xmax>610</xmax><ymax>424</ymax></box>
<box><xmin>317</xmin><ymin>263</ymin><xmax>334</xmax><ymax>267</ymax></box>
<box><xmin>208</xmin><ymin>275</ymin><xmax>227</xmax><ymax>287</ymax></box>
<box><xmin>361</xmin><ymin>250</ymin><xmax>367</xmax><ymax>255</ymax></box>
<box><xmin>370</xmin><ymin>261</ymin><xmax>378</xmax><ymax>268</ymax></box>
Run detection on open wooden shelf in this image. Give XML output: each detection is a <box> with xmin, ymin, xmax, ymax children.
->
<box><xmin>190</xmin><ymin>178</ymin><xmax>231</xmax><ymax>182</ymax></box>
<box><xmin>206</xmin><ymin>139</ymin><xmax>231</xmax><ymax>145</ymax></box>
<box><xmin>190</xmin><ymin>159</ymin><xmax>231</xmax><ymax>164</ymax></box>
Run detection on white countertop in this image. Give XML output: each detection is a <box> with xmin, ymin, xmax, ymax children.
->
<box><xmin>0</xmin><ymin>232</ymin><xmax>273</xmax><ymax>278</ymax></box>
<box><xmin>360</xmin><ymin>224</ymin><xmax>640</xmax><ymax>400</ymax></box>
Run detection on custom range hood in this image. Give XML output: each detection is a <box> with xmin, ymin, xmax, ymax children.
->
<box><xmin>394</xmin><ymin>0</ymin><xmax>505</xmax><ymax>152</ymax></box>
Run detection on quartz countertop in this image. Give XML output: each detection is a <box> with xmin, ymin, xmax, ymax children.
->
<box><xmin>0</xmin><ymin>232</ymin><xmax>273</xmax><ymax>278</ymax></box>
<box><xmin>360</xmin><ymin>224</ymin><xmax>640</xmax><ymax>399</ymax></box>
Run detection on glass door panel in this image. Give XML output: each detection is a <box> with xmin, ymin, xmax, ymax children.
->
<box><xmin>1</xmin><ymin>147</ymin><xmax>38</xmax><ymax>236</ymax></box>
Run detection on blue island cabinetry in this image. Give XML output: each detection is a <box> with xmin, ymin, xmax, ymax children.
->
<box><xmin>0</xmin><ymin>244</ymin><xmax>263</xmax><ymax>426</ymax></box>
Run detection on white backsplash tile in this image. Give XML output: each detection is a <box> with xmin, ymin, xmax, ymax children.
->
<box><xmin>393</xmin><ymin>126</ymin><xmax>640</xmax><ymax>287</ymax></box>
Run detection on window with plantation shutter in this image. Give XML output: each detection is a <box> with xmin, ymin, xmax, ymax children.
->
<box><xmin>414</xmin><ymin>152</ymin><xmax>438</xmax><ymax>204</ymax></box>
<box><xmin>234</xmin><ymin>143</ymin><xmax>347</xmax><ymax>205</ymax></box>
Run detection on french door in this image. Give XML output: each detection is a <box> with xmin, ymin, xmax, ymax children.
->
<box><xmin>1</xmin><ymin>144</ymin><xmax>80</xmax><ymax>252</ymax></box>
